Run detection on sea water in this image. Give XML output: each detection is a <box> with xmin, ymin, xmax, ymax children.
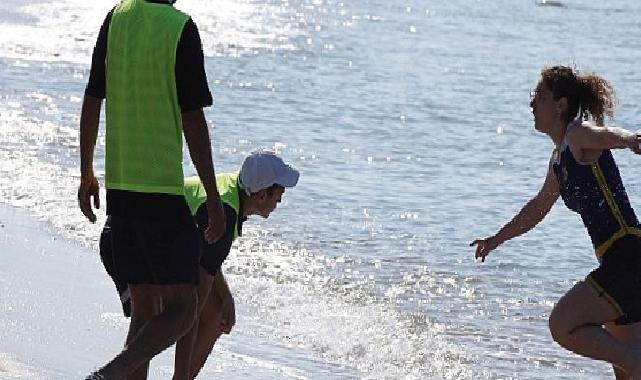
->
<box><xmin>1</xmin><ymin>0</ymin><xmax>641</xmax><ymax>378</ymax></box>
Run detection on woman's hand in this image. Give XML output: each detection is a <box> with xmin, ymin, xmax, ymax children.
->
<box><xmin>628</xmin><ymin>130</ymin><xmax>641</xmax><ymax>155</ymax></box>
<box><xmin>470</xmin><ymin>236</ymin><xmax>500</xmax><ymax>262</ymax></box>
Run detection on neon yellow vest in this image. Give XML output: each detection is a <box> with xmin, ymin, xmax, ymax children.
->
<box><xmin>184</xmin><ymin>173</ymin><xmax>241</xmax><ymax>239</ymax></box>
<box><xmin>105</xmin><ymin>0</ymin><xmax>190</xmax><ymax>195</ymax></box>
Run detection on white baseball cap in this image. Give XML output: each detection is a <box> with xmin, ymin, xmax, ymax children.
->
<box><xmin>238</xmin><ymin>149</ymin><xmax>299</xmax><ymax>195</ymax></box>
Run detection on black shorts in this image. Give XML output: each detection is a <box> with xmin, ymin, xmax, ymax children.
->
<box><xmin>110</xmin><ymin>214</ymin><xmax>200</xmax><ymax>286</ymax></box>
<box><xmin>99</xmin><ymin>217</ymin><xmax>131</xmax><ymax>317</ymax></box>
<box><xmin>587</xmin><ymin>234</ymin><xmax>641</xmax><ymax>325</ymax></box>
<box><xmin>195</xmin><ymin>203</ymin><xmax>234</xmax><ymax>276</ymax></box>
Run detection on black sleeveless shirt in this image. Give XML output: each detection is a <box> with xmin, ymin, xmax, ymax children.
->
<box><xmin>552</xmin><ymin>130</ymin><xmax>641</xmax><ymax>258</ymax></box>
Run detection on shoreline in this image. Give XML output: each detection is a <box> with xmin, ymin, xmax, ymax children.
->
<box><xmin>0</xmin><ymin>204</ymin><xmax>360</xmax><ymax>379</ymax></box>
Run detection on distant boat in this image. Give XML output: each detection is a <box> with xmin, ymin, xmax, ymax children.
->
<box><xmin>535</xmin><ymin>0</ymin><xmax>564</xmax><ymax>7</ymax></box>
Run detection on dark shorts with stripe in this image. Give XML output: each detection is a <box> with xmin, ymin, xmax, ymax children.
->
<box><xmin>100</xmin><ymin>214</ymin><xmax>200</xmax><ymax>316</ymax></box>
<box><xmin>99</xmin><ymin>218</ymin><xmax>131</xmax><ymax>317</ymax></box>
<box><xmin>587</xmin><ymin>234</ymin><xmax>641</xmax><ymax>325</ymax></box>
<box><xmin>109</xmin><ymin>214</ymin><xmax>200</xmax><ymax>286</ymax></box>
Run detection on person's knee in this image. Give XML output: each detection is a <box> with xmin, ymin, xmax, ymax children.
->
<box><xmin>163</xmin><ymin>286</ymin><xmax>198</xmax><ymax>337</ymax></box>
<box><xmin>198</xmin><ymin>309</ymin><xmax>221</xmax><ymax>332</ymax></box>
<box><xmin>198</xmin><ymin>293</ymin><xmax>223</xmax><ymax>331</ymax></box>
<box><xmin>548</xmin><ymin>304</ymin><xmax>570</xmax><ymax>344</ymax></box>
<box><xmin>196</xmin><ymin>269</ymin><xmax>215</xmax><ymax>314</ymax></box>
<box><xmin>129</xmin><ymin>284</ymin><xmax>162</xmax><ymax>325</ymax></box>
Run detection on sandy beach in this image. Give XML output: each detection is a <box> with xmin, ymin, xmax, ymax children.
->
<box><xmin>0</xmin><ymin>204</ymin><xmax>128</xmax><ymax>379</ymax></box>
<box><xmin>0</xmin><ymin>205</ymin><xmax>361</xmax><ymax>379</ymax></box>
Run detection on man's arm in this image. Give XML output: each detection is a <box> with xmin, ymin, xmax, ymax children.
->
<box><xmin>176</xmin><ymin>18</ymin><xmax>224</xmax><ymax>243</ymax></box>
<box><xmin>78</xmin><ymin>95</ymin><xmax>102</xmax><ymax>223</ymax></box>
<box><xmin>78</xmin><ymin>9</ymin><xmax>111</xmax><ymax>223</ymax></box>
<box><xmin>182</xmin><ymin>109</ymin><xmax>225</xmax><ymax>243</ymax></box>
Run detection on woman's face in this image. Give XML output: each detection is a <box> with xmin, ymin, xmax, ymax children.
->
<box><xmin>530</xmin><ymin>81</ymin><xmax>559</xmax><ymax>134</ymax></box>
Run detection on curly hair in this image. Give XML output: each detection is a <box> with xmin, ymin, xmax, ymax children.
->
<box><xmin>540</xmin><ymin>65</ymin><xmax>616</xmax><ymax>125</ymax></box>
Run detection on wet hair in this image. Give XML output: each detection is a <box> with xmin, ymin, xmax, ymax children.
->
<box><xmin>264</xmin><ymin>184</ymin><xmax>282</xmax><ymax>197</ymax></box>
<box><xmin>251</xmin><ymin>184</ymin><xmax>283</xmax><ymax>197</ymax></box>
<box><xmin>540</xmin><ymin>65</ymin><xmax>616</xmax><ymax>125</ymax></box>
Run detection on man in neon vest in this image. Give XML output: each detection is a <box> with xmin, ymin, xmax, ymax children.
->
<box><xmin>78</xmin><ymin>0</ymin><xmax>226</xmax><ymax>379</ymax></box>
<box><xmin>98</xmin><ymin>150</ymin><xmax>299</xmax><ymax>379</ymax></box>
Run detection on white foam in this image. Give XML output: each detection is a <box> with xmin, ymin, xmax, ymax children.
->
<box><xmin>0</xmin><ymin>1</ymin><xmax>112</xmax><ymax>64</ymax></box>
<box><xmin>0</xmin><ymin>353</ymin><xmax>47</xmax><ymax>380</ymax></box>
<box><xmin>0</xmin><ymin>0</ymin><xmax>306</xmax><ymax>64</ymax></box>
<box><xmin>223</xmin><ymin>235</ymin><xmax>472</xmax><ymax>379</ymax></box>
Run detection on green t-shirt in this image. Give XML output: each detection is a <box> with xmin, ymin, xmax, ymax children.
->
<box><xmin>105</xmin><ymin>0</ymin><xmax>189</xmax><ymax>195</ymax></box>
<box><xmin>183</xmin><ymin>172</ymin><xmax>241</xmax><ymax>239</ymax></box>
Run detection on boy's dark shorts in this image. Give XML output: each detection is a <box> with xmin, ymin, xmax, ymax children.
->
<box><xmin>587</xmin><ymin>234</ymin><xmax>641</xmax><ymax>325</ymax></box>
<box><xmin>109</xmin><ymin>214</ymin><xmax>200</xmax><ymax>286</ymax></box>
<box><xmin>195</xmin><ymin>204</ymin><xmax>232</xmax><ymax>277</ymax></box>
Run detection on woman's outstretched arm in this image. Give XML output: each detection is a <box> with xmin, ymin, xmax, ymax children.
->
<box><xmin>470</xmin><ymin>158</ymin><xmax>560</xmax><ymax>262</ymax></box>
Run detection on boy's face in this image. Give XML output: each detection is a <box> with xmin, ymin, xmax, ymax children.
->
<box><xmin>256</xmin><ymin>186</ymin><xmax>285</xmax><ymax>218</ymax></box>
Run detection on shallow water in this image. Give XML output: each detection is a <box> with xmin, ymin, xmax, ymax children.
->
<box><xmin>1</xmin><ymin>0</ymin><xmax>641</xmax><ymax>378</ymax></box>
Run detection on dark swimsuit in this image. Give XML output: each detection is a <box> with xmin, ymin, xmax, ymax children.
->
<box><xmin>552</xmin><ymin>127</ymin><xmax>641</xmax><ymax>325</ymax></box>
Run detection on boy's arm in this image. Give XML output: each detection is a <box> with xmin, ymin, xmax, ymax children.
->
<box><xmin>212</xmin><ymin>271</ymin><xmax>231</xmax><ymax>300</ymax></box>
<box><xmin>213</xmin><ymin>270</ymin><xmax>236</xmax><ymax>334</ymax></box>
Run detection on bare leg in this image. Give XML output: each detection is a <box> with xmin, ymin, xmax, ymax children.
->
<box><xmin>605</xmin><ymin>322</ymin><xmax>641</xmax><ymax>380</ymax></box>
<box><xmin>173</xmin><ymin>267</ymin><xmax>215</xmax><ymax>380</ymax></box>
<box><xmin>97</xmin><ymin>283</ymin><xmax>198</xmax><ymax>380</ymax></box>
<box><xmin>190</xmin><ymin>289</ymin><xmax>224</xmax><ymax>379</ymax></box>
<box><xmin>548</xmin><ymin>280</ymin><xmax>641</xmax><ymax>377</ymax></box>
<box><xmin>125</xmin><ymin>285</ymin><xmax>162</xmax><ymax>380</ymax></box>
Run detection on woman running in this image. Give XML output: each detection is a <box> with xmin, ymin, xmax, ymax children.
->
<box><xmin>471</xmin><ymin>65</ymin><xmax>641</xmax><ymax>379</ymax></box>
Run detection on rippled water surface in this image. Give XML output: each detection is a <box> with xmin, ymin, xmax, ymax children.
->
<box><xmin>1</xmin><ymin>0</ymin><xmax>641</xmax><ymax>378</ymax></box>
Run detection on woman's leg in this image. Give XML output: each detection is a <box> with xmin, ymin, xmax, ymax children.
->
<box><xmin>548</xmin><ymin>280</ymin><xmax>641</xmax><ymax>377</ymax></box>
<box><xmin>604</xmin><ymin>322</ymin><xmax>641</xmax><ymax>380</ymax></box>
